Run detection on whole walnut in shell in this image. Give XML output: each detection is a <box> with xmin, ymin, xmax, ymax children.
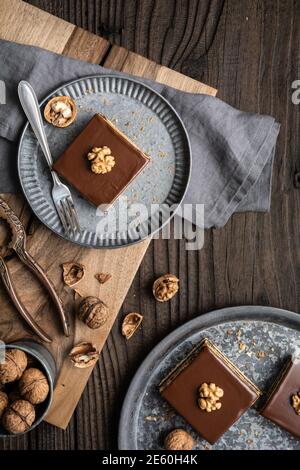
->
<box><xmin>19</xmin><ymin>368</ymin><xmax>49</xmax><ymax>404</ymax></box>
<box><xmin>164</xmin><ymin>429</ymin><xmax>194</xmax><ymax>451</ymax></box>
<box><xmin>78</xmin><ymin>296</ymin><xmax>109</xmax><ymax>329</ymax></box>
<box><xmin>153</xmin><ymin>274</ymin><xmax>179</xmax><ymax>302</ymax></box>
<box><xmin>0</xmin><ymin>349</ymin><xmax>27</xmax><ymax>385</ymax></box>
<box><xmin>0</xmin><ymin>391</ymin><xmax>8</xmax><ymax>419</ymax></box>
<box><xmin>2</xmin><ymin>399</ymin><xmax>35</xmax><ymax>434</ymax></box>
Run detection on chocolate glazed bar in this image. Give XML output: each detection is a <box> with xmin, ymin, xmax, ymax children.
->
<box><xmin>261</xmin><ymin>356</ymin><xmax>300</xmax><ymax>439</ymax></box>
<box><xmin>52</xmin><ymin>114</ymin><xmax>150</xmax><ymax>208</ymax></box>
<box><xmin>160</xmin><ymin>338</ymin><xmax>261</xmax><ymax>445</ymax></box>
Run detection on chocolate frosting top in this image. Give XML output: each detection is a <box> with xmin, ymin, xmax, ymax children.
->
<box><xmin>261</xmin><ymin>357</ymin><xmax>300</xmax><ymax>439</ymax></box>
<box><xmin>160</xmin><ymin>341</ymin><xmax>259</xmax><ymax>445</ymax></box>
<box><xmin>53</xmin><ymin>114</ymin><xmax>150</xmax><ymax>207</ymax></box>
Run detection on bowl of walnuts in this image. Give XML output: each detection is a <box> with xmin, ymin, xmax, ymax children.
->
<box><xmin>0</xmin><ymin>340</ymin><xmax>56</xmax><ymax>436</ymax></box>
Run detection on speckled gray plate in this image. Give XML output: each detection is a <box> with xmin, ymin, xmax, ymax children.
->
<box><xmin>119</xmin><ymin>306</ymin><xmax>300</xmax><ymax>450</ymax></box>
<box><xmin>18</xmin><ymin>75</ymin><xmax>191</xmax><ymax>248</ymax></box>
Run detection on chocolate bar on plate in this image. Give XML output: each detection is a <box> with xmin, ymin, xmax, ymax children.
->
<box><xmin>159</xmin><ymin>338</ymin><xmax>261</xmax><ymax>444</ymax></box>
<box><xmin>261</xmin><ymin>355</ymin><xmax>300</xmax><ymax>439</ymax></box>
<box><xmin>53</xmin><ymin>114</ymin><xmax>150</xmax><ymax>208</ymax></box>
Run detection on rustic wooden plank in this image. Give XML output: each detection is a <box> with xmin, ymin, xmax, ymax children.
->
<box><xmin>1</xmin><ymin>0</ymin><xmax>75</xmax><ymax>52</ymax></box>
<box><xmin>105</xmin><ymin>46</ymin><xmax>217</xmax><ymax>95</ymax></box>
<box><xmin>44</xmin><ymin>240</ymin><xmax>150</xmax><ymax>428</ymax></box>
<box><xmin>62</xmin><ymin>28</ymin><xmax>110</xmax><ymax>63</ymax></box>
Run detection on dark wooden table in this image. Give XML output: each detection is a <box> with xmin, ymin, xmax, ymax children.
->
<box><xmin>1</xmin><ymin>0</ymin><xmax>299</xmax><ymax>450</ymax></box>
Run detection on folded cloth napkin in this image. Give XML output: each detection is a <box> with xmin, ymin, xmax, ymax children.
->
<box><xmin>0</xmin><ymin>39</ymin><xmax>280</xmax><ymax>228</ymax></box>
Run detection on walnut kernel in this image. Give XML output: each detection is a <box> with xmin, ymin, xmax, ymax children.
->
<box><xmin>122</xmin><ymin>313</ymin><xmax>143</xmax><ymax>340</ymax></box>
<box><xmin>19</xmin><ymin>368</ymin><xmax>49</xmax><ymax>404</ymax></box>
<box><xmin>87</xmin><ymin>146</ymin><xmax>116</xmax><ymax>174</ymax></box>
<box><xmin>78</xmin><ymin>296</ymin><xmax>109</xmax><ymax>329</ymax></box>
<box><xmin>44</xmin><ymin>96</ymin><xmax>77</xmax><ymax>128</ymax></box>
<box><xmin>62</xmin><ymin>262</ymin><xmax>85</xmax><ymax>287</ymax></box>
<box><xmin>164</xmin><ymin>429</ymin><xmax>194</xmax><ymax>451</ymax></box>
<box><xmin>95</xmin><ymin>272</ymin><xmax>112</xmax><ymax>284</ymax></box>
<box><xmin>69</xmin><ymin>343</ymin><xmax>99</xmax><ymax>368</ymax></box>
<box><xmin>0</xmin><ymin>349</ymin><xmax>27</xmax><ymax>385</ymax></box>
<box><xmin>153</xmin><ymin>274</ymin><xmax>179</xmax><ymax>302</ymax></box>
<box><xmin>0</xmin><ymin>391</ymin><xmax>8</xmax><ymax>418</ymax></box>
<box><xmin>292</xmin><ymin>390</ymin><xmax>300</xmax><ymax>415</ymax></box>
<box><xmin>198</xmin><ymin>382</ymin><xmax>224</xmax><ymax>412</ymax></box>
<box><xmin>2</xmin><ymin>399</ymin><xmax>35</xmax><ymax>434</ymax></box>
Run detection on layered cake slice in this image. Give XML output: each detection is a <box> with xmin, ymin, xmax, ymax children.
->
<box><xmin>53</xmin><ymin>114</ymin><xmax>150</xmax><ymax>208</ymax></box>
<box><xmin>159</xmin><ymin>338</ymin><xmax>261</xmax><ymax>444</ymax></box>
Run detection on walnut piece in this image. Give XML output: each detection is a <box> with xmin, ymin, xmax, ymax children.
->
<box><xmin>0</xmin><ymin>391</ymin><xmax>8</xmax><ymax>419</ymax></box>
<box><xmin>78</xmin><ymin>296</ymin><xmax>109</xmax><ymax>329</ymax></box>
<box><xmin>95</xmin><ymin>272</ymin><xmax>112</xmax><ymax>284</ymax></box>
<box><xmin>164</xmin><ymin>429</ymin><xmax>194</xmax><ymax>451</ymax></box>
<box><xmin>19</xmin><ymin>368</ymin><xmax>49</xmax><ymax>404</ymax></box>
<box><xmin>122</xmin><ymin>313</ymin><xmax>143</xmax><ymax>340</ymax></box>
<box><xmin>198</xmin><ymin>382</ymin><xmax>224</xmax><ymax>412</ymax></box>
<box><xmin>291</xmin><ymin>390</ymin><xmax>300</xmax><ymax>415</ymax></box>
<box><xmin>2</xmin><ymin>399</ymin><xmax>35</xmax><ymax>434</ymax></box>
<box><xmin>153</xmin><ymin>274</ymin><xmax>179</xmax><ymax>302</ymax></box>
<box><xmin>62</xmin><ymin>262</ymin><xmax>85</xmax><ymax>287</ymax></box>
<box><xmin>44</xmin><ymin>96</ymin><xmax>77</xmax><ymax>128</ymax></box>
<box><xmin>87</xmin><ymin>146</ymin><xmax>116</xmax><ymax>174</ymax></box>
<box><xmin>0</xmin><ymin>349</ymin><xmax>27</xmax><ymax>385</ymax></box>
<box><xmin>69</xmin><ymin>343</ymin><xmax>99</xmax><ymax>368</ymax></box>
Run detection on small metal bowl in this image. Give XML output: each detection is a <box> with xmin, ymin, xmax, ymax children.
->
<box><xmin>0</xmin><ymin>339</ymin><xmax>56</xmax><ymax>437</ymax></box>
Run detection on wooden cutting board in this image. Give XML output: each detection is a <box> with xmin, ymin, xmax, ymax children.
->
<box><xmin>0</xmin><ymin>0</ymin><xmax>217</xmax><ymax>429</ymax></box>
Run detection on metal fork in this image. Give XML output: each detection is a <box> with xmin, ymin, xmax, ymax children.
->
<box><xmin>18</xmin><ymin>80</ymin><xmax>80</xmax><ymax>234</ymax></box>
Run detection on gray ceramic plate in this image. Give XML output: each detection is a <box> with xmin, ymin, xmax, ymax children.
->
<box><xmin>18</xmin><ymin>75</ymin><xmax>191</xmax><ymax>248</ymax></box>
<box><xmin>118</xmin><ymin>306</ymin><xmax>300</xmax><ymax>450</ymax></box>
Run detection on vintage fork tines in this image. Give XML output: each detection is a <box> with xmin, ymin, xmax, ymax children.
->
<box><xmin>0</xmin><ymin>197</ymin><xmax>70</xmax><ymax>342</ymax></box>
<box><xmin>18</xmin><ymin>81</ymin><xmax>81</xmax><ymax>234</ymax></box>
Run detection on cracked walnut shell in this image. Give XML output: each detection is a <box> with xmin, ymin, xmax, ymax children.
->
<box><xmin>153</xmin><ymin>274</ymin><xmax>179</xmax><ymax>302</ymax></box>
<box><xmin>2</xmin><ymin>399</ymin><xmax>35</xmax><ymax>434</ymax></box>
<box><xmin>0</xmin><ymin>349</ymin><xmax>27</xmax><ymax>385</ymax></box>
<box><xmin>69</xmin><ymin>343</ymin><xmax>99</xmax><ymax>368</ymax></box>
<box><xmin>78</xmin><ymin>296</ymin><xmax>109</xmax><ymax>329</ymax></box>
<box><xmin>292</xmin><ymin>391</ymin><xmax>300</xmax><ymax>415</ymax></box>
<box><xmin>44</xmin><ymin>96</ymin><xmax>77</xmax><ymax>128</ymax></box>
<box><xmin>87</xmin><ymin>146</ymin><xmax>116</xmax><ymax>174</ymax></box>
<box><xmin>62</xmin><ymin>262</ymin><xmax>85</xmax><ymax>287</ymax></box>
<box><xmin>164</xmin><ymin>429</ymin><xmax>194</xmax><ymax>450</ymax></box>
<box><xmin>0</xmin><ymin>391</ymin><xmax>8</xmax><ymax>419</ymax></box>
<box><xmin>198</xmin><ymin>382</ymin><xmax>224</xmax><ymax>412</ymax></box>
<box><xmin>122</xmin><ymin>313</ymin><xmax>143</xmax><ymax>340</ymax></box>
<box><xmin>19</xmin><ymin>368</ymin><xmax>49</xmax><ymax>405</ymax></box>
<box><xmin>95</xmin><ymin>272</ymin><xmax>112</xmax><ymax>284</ymax></box>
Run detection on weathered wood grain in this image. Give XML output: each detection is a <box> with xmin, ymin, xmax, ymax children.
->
<box><xmin>1</xmin><ymin>0</ymin><xmax>299</xmax><ymax>450</ymax></box>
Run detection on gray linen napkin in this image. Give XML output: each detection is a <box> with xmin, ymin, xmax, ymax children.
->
<box><xmin>0</xmin><ymin>39</ymin><xmax>280</xmax><ymax>228</ymax></box>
